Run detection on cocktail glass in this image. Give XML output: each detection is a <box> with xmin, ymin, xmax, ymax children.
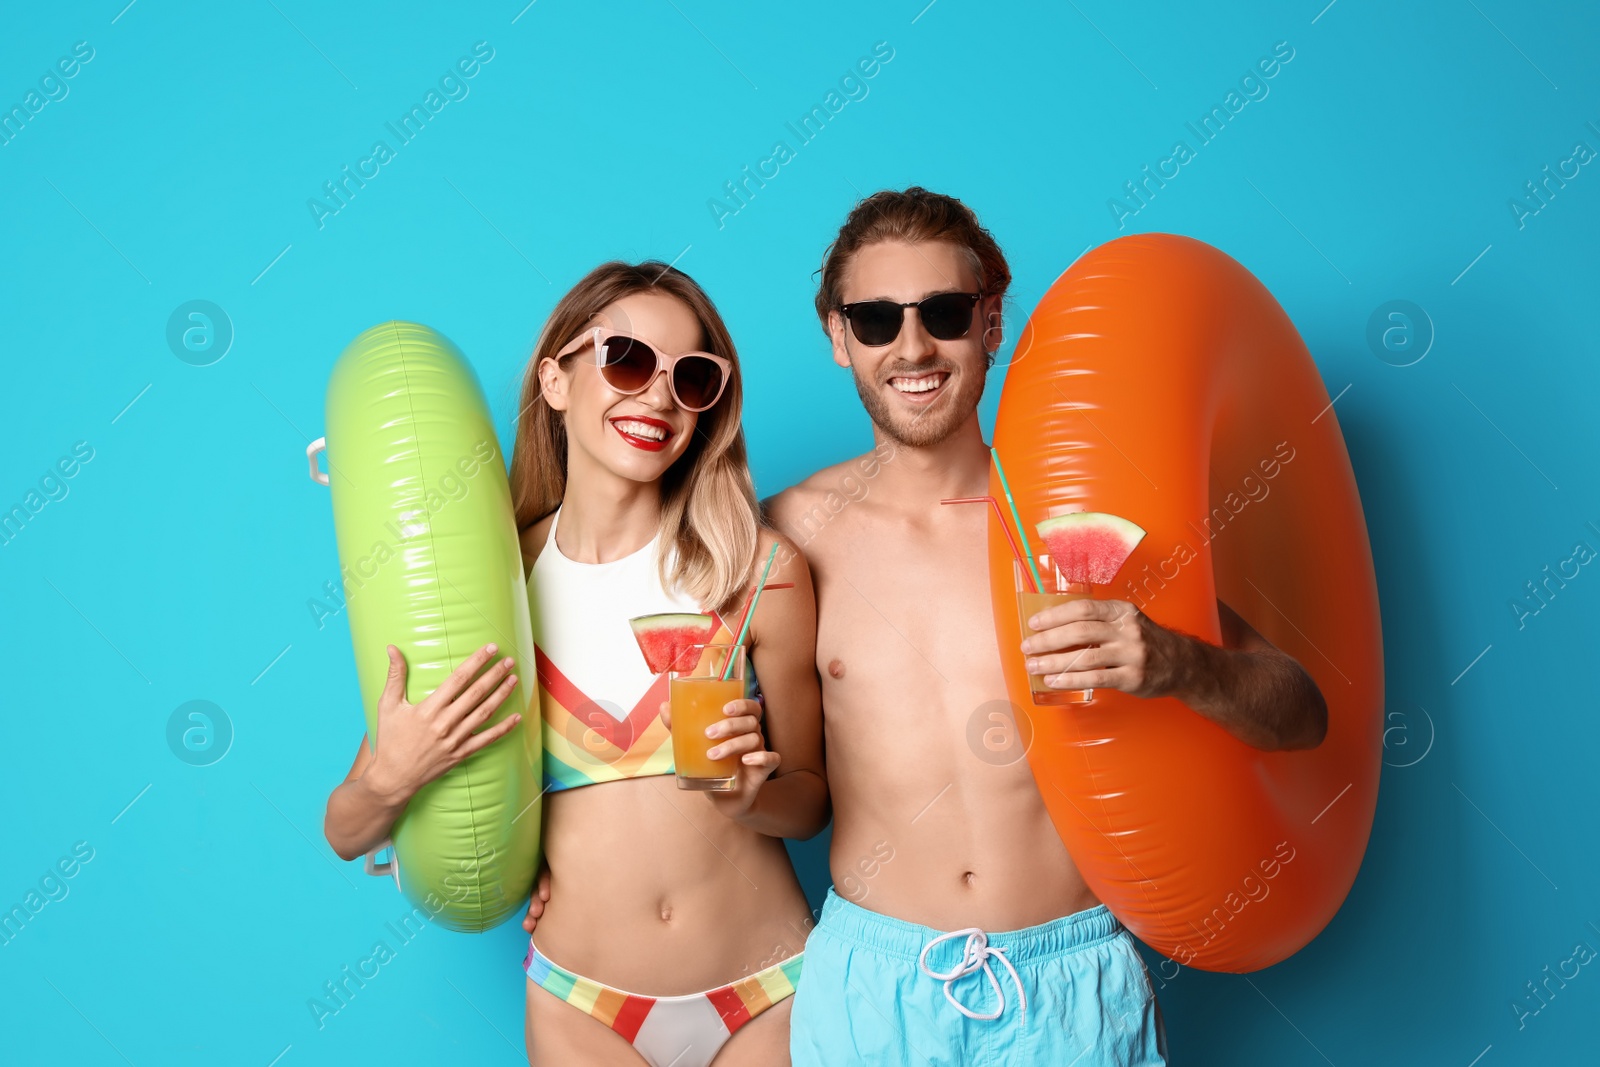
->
<box><xmin>669</xmin><ymin>643</ymin><xmax>745</xmax><ymax>791</ymax></box>
<box><xmin>1016</xmin><ymin>555</ymin><xmax>1097</xmax><ymax>705</ymax></box>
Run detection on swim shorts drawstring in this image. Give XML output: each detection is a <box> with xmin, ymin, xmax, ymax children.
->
<box><xmin>917</xmin><ymin>928</ymin><xmax>1028</xmax><ymax>1024</ymax></box>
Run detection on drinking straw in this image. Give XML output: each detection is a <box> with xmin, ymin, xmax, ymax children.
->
<box><xmin>722</xmin><ymin>542</ymin><xmax>780</xmax><ymax>680</ymax></box>
<box><xmin>940</xmin><ymin>496</ymin><xmax>1033</xmax><ymax>590</ymax></box>
<box><xmin>990</xmin><ymin>446</ymin><xmax>1045</xmax><ymax>595</ymax></box>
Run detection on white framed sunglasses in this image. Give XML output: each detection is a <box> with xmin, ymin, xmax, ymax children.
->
<box><xmin>555</xmin><ymin>327</ymin><xmax>732</xmax><ymax>412</ymax></box>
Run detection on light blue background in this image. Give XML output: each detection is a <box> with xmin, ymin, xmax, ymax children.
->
<box><xmin>3</xmin><ymin>1</ymin><xmax>1597</xmax><ymax>1064</ymax></box>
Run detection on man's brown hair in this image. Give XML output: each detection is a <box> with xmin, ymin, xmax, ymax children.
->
<box><xmin>813</xmin><ymin>186</ymin><xmax>1012</xmax><ymax>330</ymax></box>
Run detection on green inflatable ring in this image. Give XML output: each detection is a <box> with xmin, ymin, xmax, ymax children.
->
<box><xmin>314</xmin><ymin>321</ymin><xmax>542</xmax><ymax>932</ymax></box>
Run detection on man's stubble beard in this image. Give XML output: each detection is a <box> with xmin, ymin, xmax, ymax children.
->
<box><xmin>849</xmin><ymin>361</ymin><xmax>989</xmax><ymax>448</ymax></box>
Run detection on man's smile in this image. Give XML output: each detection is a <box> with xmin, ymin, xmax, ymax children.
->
<box><xmin>887</xmin><ymin>370</ymin><xmax>950</xmax><ymax>404</ymax></box>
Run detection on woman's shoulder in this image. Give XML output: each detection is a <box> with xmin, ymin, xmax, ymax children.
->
<box><xmin>742</xmin><ymin>525</ymin><xmax>814</xmax><ymax>650</ymax></box>
<box><xmin>519</xmin><ymin>511</ymin><xmax>556</xmax><ymax>574</ymax></box>
<box><xmin>754</xmin><ymin>523</ymin><xmax>803</xmax><ymax>563</ymax></box>
<box><xmin>752</xmin><ymin>524</ymin><xmax>811</xmax><ymax>591</ymax></box>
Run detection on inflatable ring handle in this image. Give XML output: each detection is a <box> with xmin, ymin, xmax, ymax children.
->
<box><xmin>364</xmin><ymin>838</ymin><xmax>401</xmax><ymax>890</ymax></box>
<box><xmin>307</xmin><ymin>437</ymin><xmax>329</xmax><ymax>486</ymax></box>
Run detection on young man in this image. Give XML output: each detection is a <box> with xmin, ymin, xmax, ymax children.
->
<box><xmin>769</xmin><ymin>187</ymin><xmax>1327</xmax><ymax>1066</ymax></box>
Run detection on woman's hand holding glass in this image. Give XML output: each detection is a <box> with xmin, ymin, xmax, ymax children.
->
<box><xmin>660</xmin><ymin>695</ymin><xmax>781</xmax><ymax>817</ymax></box>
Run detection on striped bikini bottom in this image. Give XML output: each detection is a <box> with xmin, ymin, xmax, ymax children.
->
<box><xmin>524</xmin><ymin>938</ymin><xmax>803</xmax><ymax>1067</ymax></box>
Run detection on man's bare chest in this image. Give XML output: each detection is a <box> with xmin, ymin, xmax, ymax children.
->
<box><xmin>808</xmin><ymin>527</ymin><xmax>1003</xmax><ymax>692</ymax></box>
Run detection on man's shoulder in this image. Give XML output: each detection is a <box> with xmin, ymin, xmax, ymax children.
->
<box><xmin>765</xmin><ymin>460</ymin><xmax>851</xmax><ymax>515</ymax></box>
<box><xmin>764</xmin><ymin>445</ymin><xmax>896</xmax><ymax>519</ymax></box>
<box><xmin>762</xmin><ymin>443</ymin><xmax>901</xmax><ymax>549</ymax></box>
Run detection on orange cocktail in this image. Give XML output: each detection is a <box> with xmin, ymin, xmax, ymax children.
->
<box><xmin>669</xmin><ymin>643</ymin><xmax>745</xmax><ymax>790</ymax></box>
<box><xmin>1016</xmin><ymin>556</ymin><xmax>1097</xmax><ymax>705</ymax></box>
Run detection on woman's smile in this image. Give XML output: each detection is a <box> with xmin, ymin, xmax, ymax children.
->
<box><xmin>609</xmin><ymin>414</ymin><xmax>674</xmax><ymax>452</ymax></box>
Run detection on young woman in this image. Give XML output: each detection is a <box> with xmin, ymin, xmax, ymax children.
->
<box><xmin>323</xmin><ymin>262</ymin><xmax>828</xmax><ymax>1066</ymax></box>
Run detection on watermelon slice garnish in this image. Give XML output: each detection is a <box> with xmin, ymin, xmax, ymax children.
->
<box><xmin>1034</xmin><ymin>512</ymin><xmax>1146</xmax><ymax>585</ymax></box>
<box><xmin>628</xmin><ymin>613</ymin><xmax>717</xmax><ymax>674</ymax></box>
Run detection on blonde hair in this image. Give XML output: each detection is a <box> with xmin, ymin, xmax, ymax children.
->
<box><xmin>510</xmin><ymin>261</ymin><xmax>759</xmax><ymax>614</ymax></box>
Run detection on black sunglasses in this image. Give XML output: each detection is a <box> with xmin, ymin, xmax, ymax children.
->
<box><xmin>837</xmin><ymin>292</ymin><xmax>983</xmax><ymax>347</ymax></box>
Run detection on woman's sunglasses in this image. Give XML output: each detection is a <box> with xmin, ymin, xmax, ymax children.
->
<box><xmin>555</xmin><ymin>327</ymin><xmax>732</xmax><ymax>412</ymax></box>
<box><xmin>836</xmin><ymin>292</ymin><xmax>983</xmax><ymax>347</ymax></box>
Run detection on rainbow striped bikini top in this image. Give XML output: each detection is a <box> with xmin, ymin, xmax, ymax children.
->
<box><xmin>528</xmin><ymin>507</ymin><xmax>742</xmax><ymax>792</ymax></box>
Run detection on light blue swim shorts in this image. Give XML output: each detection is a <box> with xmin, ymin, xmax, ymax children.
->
<box><xmin>790</xmin><ymin>887</ymin><xmax>1168</xmax><ymax>1066</ymax></box>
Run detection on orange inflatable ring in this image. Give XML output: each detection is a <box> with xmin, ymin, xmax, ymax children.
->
<box><xmin>987</xmin><ymin>233</ymin><xmax>1382</xmax><ymax>972</ymax></box>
